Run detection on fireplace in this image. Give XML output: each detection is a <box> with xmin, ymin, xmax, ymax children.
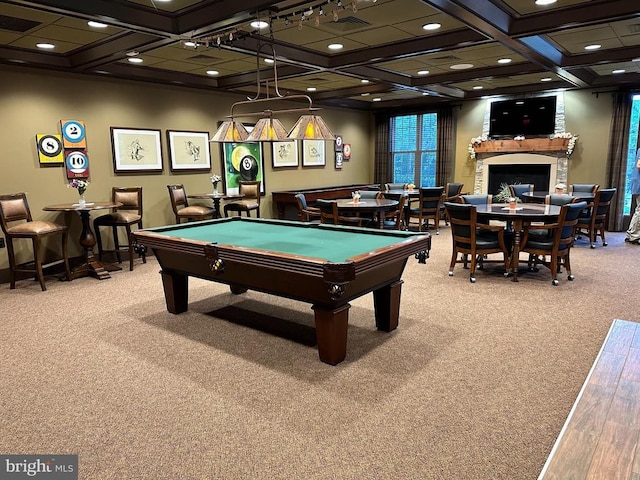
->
<box><xmin>487</xmin><ymin>164</ymin><xmax>551</xmax><ymax>196</ymax></box>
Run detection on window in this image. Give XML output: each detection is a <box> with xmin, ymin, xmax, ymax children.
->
<box><xmin>625</xmin><ymin>95</ymin><xmax>640</xmax><ymax>214</ymax></box>
<box><xmin>390</xmin><ymin>113</ymin><xmax>437</xmax><ymax>187</ymax></box>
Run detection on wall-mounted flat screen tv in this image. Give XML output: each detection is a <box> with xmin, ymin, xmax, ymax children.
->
<box><xmin>488</xmin><ymin>96</ymin><xmax>557</xmax><ymax>138</ymax></box>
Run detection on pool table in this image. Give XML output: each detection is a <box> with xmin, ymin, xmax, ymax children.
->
<box><xmin>132</xmin><ymin>217</ymin><xmax>431</xmax><ymax>365</ymax></box>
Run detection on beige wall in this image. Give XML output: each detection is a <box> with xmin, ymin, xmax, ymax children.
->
<box><xmin>0</xmin><ymin>65</ymin><xmax>373</xmax><ymax>269</ymax></box>
<box><xmin>454</xmin><ymin>90</ymin><xmax>614</xmax><ymax>192</ymax></box>
<box><xmin>0</xmin><ymin>65</ymin><xmax>618</xmax><ymax>273</ymax></box>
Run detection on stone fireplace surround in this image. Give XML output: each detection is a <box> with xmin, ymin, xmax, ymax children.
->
<box><xmin>472</xmin><ymin>138</ymin><xmax>570</xmax><ymax>194</ymax></box>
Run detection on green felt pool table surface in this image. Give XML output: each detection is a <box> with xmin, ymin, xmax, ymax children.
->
<box><xmin>144</xmin><ymin>217</ymin><xmax>422</xmax><ymax>263</ymax></box>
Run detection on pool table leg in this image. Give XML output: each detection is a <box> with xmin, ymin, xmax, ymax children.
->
<box><xmin>161</xmin><ymin>271</ymin><xmax>188</xmax><ymax>314</ymax></box>
<box><xmin>312</xmin><ymin>303</ymin><xmax>350</xmax><ymax>365</ymax></box>
<box><xmin>373</xmin><ymin>279</ymin><xmax>402</xmax><ymax>332</ymax></box>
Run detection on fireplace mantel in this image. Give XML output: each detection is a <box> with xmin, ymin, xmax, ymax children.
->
<box><xmin>473</xmin><ymin>138</ymin><xmax>569</xmax><ymax>154</ymax></box>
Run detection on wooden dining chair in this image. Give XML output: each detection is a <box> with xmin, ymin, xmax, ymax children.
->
<box><xmin>440</xmin><ymin>182</ymin><xmax>464</xmax><ymax>225</ymax></box>
<box><xmin>444</xmin><ymin>201</ymin><xmax>511</xmax><ymax>283</ymax></box>
<box><xmin>316</xmin><ymin>199</ymin><xmax>362</xmax><ymax>226</ymax></box>
<box><xmin>94</xmin><ymin>186</ymin><xmax>146</xmax><ymax>271</ymax></box>
<box><xmin>575</xmin><ymin>188</ymin><xmax>616</xmax><ymax>248</ymax></box>
<box><xmin>167</xmin><ymin>184</ymin><xmax>216</xmax><ymax>223</ymax></box>
<box><xmin>294</xmin><ymin>193</ymin><xmax>321</xmax><ymax>223</ymax></box>
<box><xmin>224</xmin><ymin>181</ymin><xmax>261</xmax><ymax>218</ymax></box>
<box><xmin>0</xmin><ymin>192</ymin><xmax>71</xmax><ymax>290</ymax></box>
<box><xmin>520</xmin><ymin>201</ymin><xmax>586</xmax><ymax>285</ymax></box>
<box><xmin>508</xmin><ymin>184</ymin><xmax>534</xmax><ymax>202</ymax></box>
<box><xmin>407</xmin><ymin>186</ymin><xmax>444</xmax><ymax>233</ymax></box>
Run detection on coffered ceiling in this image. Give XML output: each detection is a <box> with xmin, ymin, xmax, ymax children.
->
<box><xmin>1</xmin><ymin>0</ymin><xmax>639</xmax><ymax>110</ymax></box>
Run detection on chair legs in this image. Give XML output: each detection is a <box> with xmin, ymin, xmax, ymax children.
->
<box><xmin>95</xmin><ymin>223</ymin><xmax>145</xmax><ymax>271</ymax></box>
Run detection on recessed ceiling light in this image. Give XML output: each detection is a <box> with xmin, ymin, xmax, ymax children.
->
<box><xmin>422</xmin><ymin>23</ymin><xmax>441</xmax><ymax>31</ymax></box>
<box><xmin>206</xmin><ymin>70</ymin><xmax>219</xmax><ymax>76</ymax></box>
<box><xmin>128</xmin><ymin>57</ymin><xmax>143</xmax><ymax>63</ymax></box>
<box><xmin>422</xmin><ymin>92</ymin><xmax>429</xmax><ymax>96</ymax></box>
<box><xmin>184</xmin><ymin>41</ymin><xmax>197</xmax><ymax>47</ymax></box>
<box><xmin>584</xmin><ymin>44</ymin><xmax>601</xmax><ymax>51</ymax></box>
<box><xmin>612</xmin><ymin>69</ymin><xmax>626</xmax><ymax>74</ymax></box>
<box><xmin>535</xmin><ymin>0</ymin><xmax>557</xmax><ymax>5</ymax></box>
<box><xmin>36</xmin><ymin>43</ymin><xmax>55</xmax><ymax>49</ymax></box>
<box><xmin>328</xmin><ymin>43</ymin><xmax>343</xmax><ymax>51</ymax></box>
<box><xmin>87</xmin><ymin>21</ymin><xmax>107</xmax><ymax>28</ymax></box>
<box><xmin>450</xmin><ymin>63</ymin><xmax>474</xmax><ymax>70</ymax></box>
<box><xmin>473</xmin><ymin>85</ymin><xmax>483</xmax><ymax>90</ymax></box>
<box><xmin>361</xmin><ymin>93</ymin><xmax>370</xmax><ymax>96</ymax></box>
<box><xmin>497</xmin><ymin>58</ymin><xmax>511</xmax><ymax>64</ymax></box>
<box><xmin>264</xmin><ymin>58</ymin><xmax>274</xmax><ymax>64</ymax></box>
<box><xmin>250</xmin><ymin>21</ymin><xmax>269</xmax><ymax>29</ymax></box>
<box><xmin>360</xmin><ymin>79</ymin><xmax>369</xmax><ymax>84</ymax></box>
<box><xmin>372</xmin><ymin>97</ymin><xmax>381</xmax><ymax>102</ymax></box>
<box><xmin>306</xmin><ymin>87</ymin><xmax>317</xmax><ymax>92</ymax></box>
<box><xmin>540</xmin><ymin>77</ymin><xmax>552</xmax><ymax>82</ymax></box>
<box><xmin>417</xmin><ymin>70</ymin><xmax>429</xmax><ymax>75</ymax></box>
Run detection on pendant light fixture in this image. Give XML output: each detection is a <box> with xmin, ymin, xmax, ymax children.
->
<box><xmin>211</xmin><ymin>39</ymin><xmax>334</xmax><ymax>143</ymax></box>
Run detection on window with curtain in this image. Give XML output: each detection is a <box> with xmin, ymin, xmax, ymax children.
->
<box><xmin>625</xmin><ymin>95</ymin><xmax>640</xmax><ymax>214</ymax></box>
<box><xmin>390</xmin><ymin>113</ymin><xmax>437</xmax><ymax>187</ymax></box>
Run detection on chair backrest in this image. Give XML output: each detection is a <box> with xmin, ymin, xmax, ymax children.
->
<box><xmin>445</xmin><ymin>182</ymin><xmax>464</xmax><ymax>198</ymax></box>
<box><xmin>444</xmin><ymin>202</ymin><xmax>476</xmax><ymax>245</ymax></box>
<box><xmin>316</xmin><ymin>199</ymin><xmax>338</xmax><ymax>224</ymax></box>
<box><xmin>384</xmin><ymin>195</ymin><xmax>407</xmax><ymax>229</ymax></box>
<box><xmin>239</xmin><ymin>181</ymin><xmax>261</xmax><ymax>203</ymax></box>
<box><xmin>592</xmin><ymin>188</ymin><xmax>616</xmax><ymax>222</ymax></box>
<box><xmin>358</xmin><ymin>190</ymin><xmax>382</xmax><ymax>199</ymax></box>
<box><xmin>556</xmin><ymin>201</ymin><xmax>588</xmax><ymax>251</ymax></box>
<box><xmin>570</xmin><ymin>183</ymin><xmax>599</xmax><ymax>194</ymax></box>
<box><xmin>0</xmin><ymin>192</ymin><xmax>33</xmax><ymax>234</ymax></box>
<box><xmin>385</xmin><ymin>182</ymin><xmax>406</xmax><ymax>191</ymax></box>
<box><xmin>461</xmin><ymin>194</ymin><xmax>492</xmax><ymax>206</ymax></box>
<box><xmin>112</xmin><ymin>186</ymin><xmax>142</xmax><ymax>215</ymax></box>
<box><xmin>545</xmin><ymin>194</ymin><xmax>579</xmax><ymax>206</ymax></box>
<box><xmin>167</xmin><ymin>184</ymin><xmax>188</xmax><ymax>215</ymax></box>
<box><xmin>417</xmin><ymin>186</ymin><xmax>445</xmax><ymax>214</ymax></box>
<box><xmin>508</xmin><ymin>184</ymin><xmax>534</xmax><ymax>201</ymax></box>
<box><xmin>294</xmin><ymin>193</ymin><xmax>309</xmax><ymax>210</ymax></box>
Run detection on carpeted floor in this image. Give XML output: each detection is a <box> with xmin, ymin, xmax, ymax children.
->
<box><xmin>1</xmin><ymin>228</ymin><xmax>638</xmax><ymax>479</ymax></box>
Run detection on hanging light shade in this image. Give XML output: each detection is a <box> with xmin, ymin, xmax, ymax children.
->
<box><xmin>210</xmin><ymin>119</ymin><xmax>250</xmax><ymax>143</ymax></box>
<box><xmin>246</xmin><ymin>117</ymin><xmax>289</xmax><ymax>142</ymax></box>
<box><xmin>287</xmin><ymin>114</ymin><xmax>335</xmax><ymax>140</ymax></box>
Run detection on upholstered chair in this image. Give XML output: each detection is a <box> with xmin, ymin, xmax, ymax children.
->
<box><xmin>223</xmin><ymin>181</ymin><xmax>261</xmax><ymax>218</ymax></box>
<box><xmin>167</xmin><ymin>184</ymin><xmax>215</xmax><ymax>223</ymax></box>
<box><xmin>0</xmin><ymin>192</ymin><xmax>71</xmax><ymax>291</ymax></box>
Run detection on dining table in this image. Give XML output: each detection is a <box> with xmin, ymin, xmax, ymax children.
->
<box><xmin>335</xmin><ymin>198</ymin><xmax>399</xmax><ymax>229</ymax></box>
<box><xmin>43</xmin><ymin>200</ymin><xmax>122</xmax><ymax>280</ymax></box>
<box><xmin>475</xmin><ymin>202</ymin><xmax>562</xmax><ymax>281</ymax></box>
<box><xmin>187</xmin><ymin>192</ymin><xmax>245</xmax><ymax>219</ymax></box>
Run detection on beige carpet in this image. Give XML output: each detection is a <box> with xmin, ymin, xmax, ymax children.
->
<box><xmin>1</xmin><ymin>228</ymin><xmax>638</xmax><ymax>479</ymax></box>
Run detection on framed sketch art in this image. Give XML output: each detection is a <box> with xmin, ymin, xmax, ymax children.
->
<box><xmin>302</xmin><ymin>140</ymin><xmax>325</xmax><ymax>167</ymax></box>
<box><xmin>221</xmin><ymin>142</ymin><xmax>265</xmax><ymax>196</ymax></box>
<box><xmin>111</xmin><ymin>127</ymin><xmax>163</xmax><ymax>173</ymax></box>
<box><xmin>272</xmin><ymin>141</ymin><xmax>298</xmax><ymax>168</ymax></box>
<box><xmin>167</xmin><ymin>130</ymin><xmax>211</xmax><ymax>172</ymax></box>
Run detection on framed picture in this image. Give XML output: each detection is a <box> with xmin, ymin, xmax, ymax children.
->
<box><xmin>167</xmin><ymin>130</ymin><xmax>211</xmax><ymax>171</ymax></box>
<box><xmin>272</xmin><ymin>141</ymin><xmax>298</xmax><ymax>168</ymax></box>
<box><xmin>111</xmin><ymin>127</ymin><xmax>163</xmax><ymax>173</ymax></box>
<box><xmin>221</xmin><ymin>142</ymin><xmax>265</xmax><ymax>195</ymax></box>
<box><xmin>302</xmin><ymin>140</ymin><xmax>325</xmax><ymax>167</ymax></box>
<box><xmin>343</xmin><ymin>143</ymin><xmax>352</xmax><ymax>160</ymax></box>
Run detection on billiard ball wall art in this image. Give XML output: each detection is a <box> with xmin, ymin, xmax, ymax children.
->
<box><xmin>221</xmin><ymin>142</ymin><xmax>265</xmax><ymax>195</ymax></box>
<box><xmin>36</xmin><ymin>120</ymin><xmax>90</xmax><ymax>180</ymax></box>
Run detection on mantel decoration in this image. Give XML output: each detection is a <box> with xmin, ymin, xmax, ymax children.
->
<box><xmin>468</xmin><ymin>133</ymin><xmax>578</xmax><ymax>159</ymax></box>
<box><xmin>68</xmin><ymin>178</ymin><xmax>89</xmax><ymax>205</ymax></box>
<box><xmin>211</xmin><ymin>173</ymin><xmax>222</xmax><ymax>194</ymax></box>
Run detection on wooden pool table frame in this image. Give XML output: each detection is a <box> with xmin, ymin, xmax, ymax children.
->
<box><xmin>132</xmin><ymin>217</ymin><xmax>430</xmax><ymax>365</ymax></box>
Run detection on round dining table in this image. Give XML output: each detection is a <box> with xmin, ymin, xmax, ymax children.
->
<box><xmin>475</xmin><ymin>202</ymin><xmax>561</xmax><ymax>281</ymax></box>
<box><xmin>187</xmin><ymin>192</ymin><xmax>244</xmax><ymax>218</ymax></box>
<box><xmin>522</xmin><ymin>191</ymin><xmax>595</xmax><ymax>204</ymax></box>
<box><xmin>43</xmin><ymin>201</ymin><xmax>122</xmax><ymax>280</ymax></box>
<box><xmin>335</xmin><ymin>198</ymin><xmax>399</xmax><ymax>229</ymax></box>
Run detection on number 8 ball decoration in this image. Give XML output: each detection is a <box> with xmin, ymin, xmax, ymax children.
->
<box><xmin>239</xmin><ymin>154</ymin><xmax>258</xmax><ymax>180</ymax></box>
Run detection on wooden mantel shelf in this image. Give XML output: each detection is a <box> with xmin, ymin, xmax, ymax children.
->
<box><xmin>473</xmin><ymin>138</ymin><xmax>569</xmax><ymax>154</ymax></box>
